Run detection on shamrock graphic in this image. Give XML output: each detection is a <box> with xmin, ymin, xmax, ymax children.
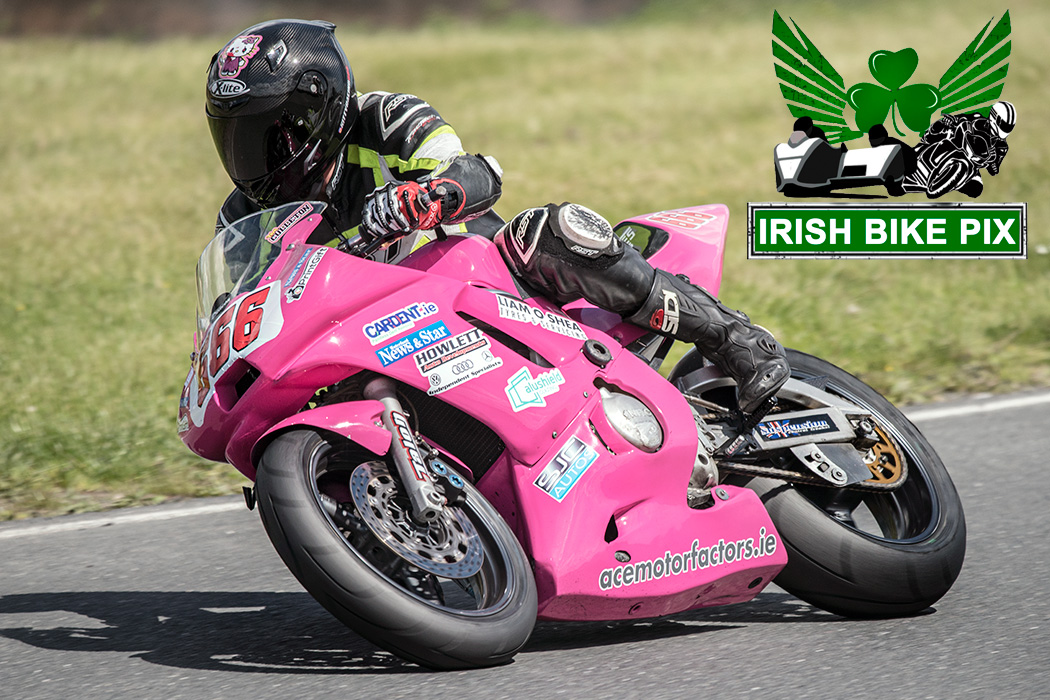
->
<box><xmin>846</xmin><ymin>49</ymin><xmax>940</xmax><ymax>136</ymax></box>
<box><xmin>772</xmin><ymin>11</ymin><xmax>1011</xmax><ymax>144</ymax></box>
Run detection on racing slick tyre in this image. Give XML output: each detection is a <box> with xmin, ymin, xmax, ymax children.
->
<box><xmin>669</xmin><ymin>348</ymin><xmax>966</xmax><ymax>618</ymax></box>
<box><xmin>745</xmin><ymin>350</ymin><xmax>966</xmax><ymax>617</ymax></box>
<box><xmin>256</xmin><ymin>429</ymin><xmax>537</xmax><ymax>670</ymax></box>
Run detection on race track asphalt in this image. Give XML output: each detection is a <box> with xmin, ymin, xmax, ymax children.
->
<box><xmin>1</xmin><ymin>391</ymin><xmax>1048</xmax><ymax>700</ymax></box>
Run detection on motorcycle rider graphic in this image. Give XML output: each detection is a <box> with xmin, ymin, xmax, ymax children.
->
<box><xmin>205</xmin><ymin>19</ymin><xmax>789</xmax><ymax>414</ymax></box>
<box><xmin>903</xmin><ymin>101</ymin><xmax>1016</xmax><ymax>198</ymax></box>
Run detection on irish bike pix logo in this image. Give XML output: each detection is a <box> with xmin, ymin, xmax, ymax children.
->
<box><xmin>750</xmin><ymin>11</ymin><xmax>1026</xmax><ymax>260</ymax></box>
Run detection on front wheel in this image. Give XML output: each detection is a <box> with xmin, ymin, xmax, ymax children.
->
<box><xmin>750</xmin><ymin>350</ymin><xmax>966</xmax><ymax>617</ymax></box>
<box><xmin>255</xmin><ymin>429</ymin><xmax>537</xmax><ymax>670</ymax></box>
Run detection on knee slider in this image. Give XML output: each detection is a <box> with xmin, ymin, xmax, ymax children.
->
<box><xmin>496</xmin><ymin>202</ymin><xmax>624</xmax><ymax>272</ymax></box>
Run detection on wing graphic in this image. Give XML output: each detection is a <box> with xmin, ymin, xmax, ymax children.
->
<box><xmin>938</xmin><ymin>12</ymin><xmax>1011</xmax><ymax>117</ymax></box>
<box><xmin>773</xmin><ymin>11</ymin><xmax>863</xmax><ymax>144</ymax></box>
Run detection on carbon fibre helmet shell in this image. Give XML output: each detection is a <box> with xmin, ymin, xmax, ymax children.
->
<box><xmin>206</xmin><ymin>19</ymin><xmax>357</xmax><ymax>207</ymax></box>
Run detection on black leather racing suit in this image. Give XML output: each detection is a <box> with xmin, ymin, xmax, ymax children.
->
<box><xmin>215</xmin><ymin>92</ymin><xmax>789</xmax><ymax>412</ymax></box>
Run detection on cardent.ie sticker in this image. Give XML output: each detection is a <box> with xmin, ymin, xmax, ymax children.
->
<box><xmin>413</xmin><ymin>328</ymin><xmax>503</xmax><ymax>395</ymax></box>
<box><xmin>495</xmin><ymin>294</ymin><xmax>587</xmax><ymax>340</ymax></box>
<box><xmin>505</xmin><ymin>367</ymin><xmax>564</xmax><ymax>412</ymax></box>
<box><xmin>363</xmin><ymin>302</ymin><xmax>439</xmax><ymax>345</ymax></box>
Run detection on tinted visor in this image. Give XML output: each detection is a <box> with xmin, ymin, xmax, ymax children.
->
<box><xmin>233</xmin><ymin>140</ymin><xmax>331</xmax><ymax>208</ymax></box>
<box><xmin>208</xmin><ymin>109</ymin><xmax>315</xmax><ymax>183</ymax></box>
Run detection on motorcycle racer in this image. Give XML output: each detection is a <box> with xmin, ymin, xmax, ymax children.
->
<box><xmin>903</xmin><ymin>101</ymin><xmax>1015</xmax><ymax>198</ymax></box>
<box><xmin>205</xmin><ymin>19</ymin><xmax>789</xmax><ymax>414</ymax></box>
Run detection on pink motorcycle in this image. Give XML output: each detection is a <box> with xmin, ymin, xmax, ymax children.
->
<box><xmin>178</xmin><ymin>201</ymin><xmax>965</xmax><ymax>669</ymax></box>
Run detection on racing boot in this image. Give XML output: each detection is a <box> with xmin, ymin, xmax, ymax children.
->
<box><xmin>627</xmin><ymin>269</ymin><xmax>790</xmax><ymax>413</ymax></box>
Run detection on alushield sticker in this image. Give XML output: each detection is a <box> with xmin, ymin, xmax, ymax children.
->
<box><xmin>505</xmin><ymin>367</ymin><xmax>564</xmax><ymax>412</ymax></box>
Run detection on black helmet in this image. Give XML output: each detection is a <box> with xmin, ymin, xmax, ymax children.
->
<box><xmin>206</xmin><ymin>19</ymin><xmax>357</xmax><ymax>208</ymax></box>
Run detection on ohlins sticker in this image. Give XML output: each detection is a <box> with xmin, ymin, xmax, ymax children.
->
<box><xmin>649</xmin><ymin>290</ymin><xmax>680</xmax><ymax>334</ymax></box>
<box><xmin>265</xmin><ymin>202</ymin><xmax>314</xmax><ymax>244</ymax></box>
<box><xmin>506</xmin><ymin>367</ymin><xmax>565</xmax><ymax>412</ymax></box>
<box><xmin>534</xmin><ymin>437</ymin><xmax>599</xmax><ymax>502</ymax></box>
<box><xmin>363</xmin><ymin>302</ymin><xmax>439</xmax><ymax>345</ymax></box>
<box><xmin>598</xmin><ymin>528</ymin><xmax>780</xmax><ymax>591</ymax></box>
<box><xmin>757</xmin><ymin>414</ymin><xmax>837</xmax><ymax>441</ymax></box>
<box><xmin>285</xmin><ymin>247</ymin><xmax>327</xmax><ymax>303</ymax></box>
<box><xmin>413</xmin><ymin>328</ymin><xmax>503</xmax><ymax>395</ymax></box>
<box><xmin>495</xmin><ymin>294</ymin><xmax>586</xmax><ymax>340</ymax></box>
<box><xmin>375</xmin><ymin>321</ymin><xmax>451</xmax><ymax>367</ymax></box>
<box><xmin>218</xmin><ymin>34</ymin><xmax>263</xmax><ymax>79</ymax></box>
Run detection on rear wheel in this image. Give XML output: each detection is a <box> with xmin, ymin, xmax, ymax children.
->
<box><xmin>674</xmin><ymin>349</ymin><xmax>966</xmax><ymax>617</ymax></box>
<box><xmin>256</xmin><ymin>429</ymin><xmax>537</xmax><ymax>669</ymax></box>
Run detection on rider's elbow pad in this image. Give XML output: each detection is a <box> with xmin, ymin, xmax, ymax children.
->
<box><xmin>433</xmin><ymin>154</ymin><xmax>503</xmax><ymax>224</ymax></box>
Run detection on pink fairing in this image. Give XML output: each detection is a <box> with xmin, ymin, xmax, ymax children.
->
<box><xmin>179</xmin><ymin>204</ymin><xmax>785</xmax><ymax>621</ymax></box>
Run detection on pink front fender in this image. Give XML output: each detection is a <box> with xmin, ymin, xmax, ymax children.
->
<box><xmin>248</xmin><ymin>400</ymin><xmax>392</xmax><ymax>479</ymax></box>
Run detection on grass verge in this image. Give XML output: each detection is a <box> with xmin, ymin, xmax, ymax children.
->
<box><xmin>1</xmin><ymin>0</ymin><xmax>1047</xmax><ymax>518</ymax></box>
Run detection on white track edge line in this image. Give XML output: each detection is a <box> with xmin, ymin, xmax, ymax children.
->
<box><xmin>2</xmin><ymin>393</ymin><xmax>1047</xmax><ymax>540</ymax></box>
<box><xmin>905</xmin><ymin>392</ymin><xmax>1050</xmax><ymax>422</ymax></box>
<box><xmin>0</xmin><ymin>501</ymin><xmax>244</xmax><ymax>540</ymax></box>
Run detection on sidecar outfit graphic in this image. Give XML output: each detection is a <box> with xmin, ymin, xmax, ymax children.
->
<box><xmin>774</xmin><ymin>132</ymin><xmax>906</xmax><ymax>197</ymax></box>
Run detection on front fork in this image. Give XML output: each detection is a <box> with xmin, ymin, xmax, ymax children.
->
<box><xmin>363</xmin><ymin>376</ymin><xmax>447</xmax><ymax>522</ymax></box>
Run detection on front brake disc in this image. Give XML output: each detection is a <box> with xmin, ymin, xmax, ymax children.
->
<box><xmin>349</xmin><ymin>462</ymin><xmax>483</xmax><ymax>578</ymax></box>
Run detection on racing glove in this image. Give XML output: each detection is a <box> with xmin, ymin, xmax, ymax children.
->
<box><xmin>361</xmin><ymin>180</ymin><xmax>456</xmax><ymax>242</ymax></box>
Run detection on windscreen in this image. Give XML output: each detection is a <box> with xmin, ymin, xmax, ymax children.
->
<box><xmin>194</xmin><ymin>201</ymin><xmax>326</xmax><ymax>342</ymax></box>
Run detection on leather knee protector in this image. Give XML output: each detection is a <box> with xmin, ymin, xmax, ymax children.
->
<box><xmin>494</xmin><ymin>203</ymin><xmax>655</xmax><ymax>315</ymax></box>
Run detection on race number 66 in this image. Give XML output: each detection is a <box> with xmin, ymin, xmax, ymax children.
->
<box><xmin>196</xmin><ymin>286</ymin><xmax>271</xmax><ymax>407</ymax></box>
